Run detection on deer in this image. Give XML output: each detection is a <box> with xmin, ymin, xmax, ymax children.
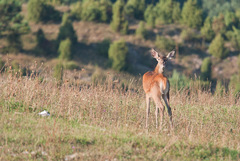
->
<box><xmin>143</xmin><ymin>48</ymin><xmax>175</xmax><ymax>130</ymax></box>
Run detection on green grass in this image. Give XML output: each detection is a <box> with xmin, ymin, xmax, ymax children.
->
<box><xmin>0</xmin><ymin>71</ymin><xmax>240</xmax><ymax>160</ymax></box>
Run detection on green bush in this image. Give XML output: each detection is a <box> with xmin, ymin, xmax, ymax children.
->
<box><xmin>181</xmin><ymin>0</ymin><xmax>203</xmax><ymax>29</ymax></box>
<box><xmin>215</xmin><ymin>81</ymin><xmax>225</xmax><ymax>96</ymax></box>
<box><xmin>58</xmin><ymin>38</ymin><xmax>72</xmax><ymax>61</ymax></box>
<box><xmin>224</xmin><ymin>11</ymin><xmax>238</xmax><ymax>29</ymax></box>
<box><xmin>27</xmin><ymin>0</ymin><xmax>61</xmax><ymax>23</ymax></box>
<box><xmin>229</xmin><ymin>74</ymin><xmax>240</xmax><ymax>97</ymax></box>
<box><xmin>97</xmin><ymin>38</ymin><xmax>111</xmax><ymax>58</ymax></box>
<box><xmin>155</xmin><ymin>36</ymin><xmax>175</xmax><ymax>52</ymax></box>
<box><xmin>201</xmin><ymin>17</ymin><xmax>215</xmax><ymax>42</ymax></box>
<box><xmin>71</xmin><ymin>0</ymin><xmax>112</xmax><ymax>22</ymax></box>
<box><xmin>200</xmin><ymin>57</ymin><xmax>212</xmax><ymax>81</ymax></box>
<box><xmin>144</xmin><ymin>4</ymin><xmax>155</xmax><ymax>28</ymax></box>
<box><xmin>124</xmin><ymin>0</ymin><xmax>145</xmax><ymax>20</ymax></box>
<box><xmin>135</xmin><ymin>21</ymin><xmax>147</xmax><ymax>39</ymax></box>
<box><xmin>169</xmin><ymin>70</ymin><xmax>189</xmax><ymax>91</ymax></box>
<box><xmin>0</xmin><ymin>57</ymin><xmax>4</xmax><ymax>71</ymax></box>
<box><xmin>155</xmin><ymin>0</ymin><xmax>181</xmax><ymax>25</ymax></box>
<box><xmin>110</xmin><ymin>0</ymin><xmax>128</xmax><ymax>34</ymax></box>
<box><xmin>108</xmin><ymin>40</ymin><xmax>128</xmax><ymax>71</ymax></box>
<box><xmin>6</xmin><ymin>31</ymin><xmax>22</xmax><ymax>53</ymax></box>
<box><xmin>53</xmin><ymin>63</ymin><xmax>63</xmax><ymax>84</ymax></box>
<box><xmin>57</xmin><ymin>21</ymin><xmax>77</xmax><ymax>46</ymax></box>
<box><xmin>212</xmin><ymin>14</ymin><xmax>227</xmax><ymax>35</ymax></box>
<box><xmin>208</xmin><ymin>34</ymin><xmax>228</xmax><ymax>59</ymax></box>
<box><xmin>180</xmin><ymin>28</ymin><xmax>196</xmax><ymax>42</ymax></box>
<box><xmin>63</xmin><ymin>61</ymin><xmax>79</xmax><ymax>70</ymax></box>
<box><xmin>231</xmin><ymin>27</ymin><xmax>240</xmax><ymax>50</ymax></box>
<box><xmin>35</xmin><ymin>29</ymin><xmax>52</xmax><ymax>56</ymax></box>
<box><xmin>71</xmin><ymin>2</ymin><xmax>82</xmax><ymax>20</ymax></box>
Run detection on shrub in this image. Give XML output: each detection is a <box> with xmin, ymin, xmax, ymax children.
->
<box><xmin>155</xmin><ymin>0</ymin><xmax>181</xmax><ymax>25</ymax></box>
<box><xmin>27</xmin><ymin>0</ymin><xmax>60</xmax><ymax>23</ymax></box>
<box><xmin>231</xmin><ymin>27</ymin><xmax>240</xmax><ymax>50</ymax></box>
<box><xmin>81</xmin><ymin>1</ymin><xmax>101</xmax><ymax>22</ymax></box>
<box><xmin>135</xmin><ymin>21</ymin><xmax>147</xmax><ymax>39</ymax></box>
<box><xmin>63</xmin><ymin>61</ymin><xmax>79</xmax><ymax>70</ymax></box>
<box><xmin>57</xmin><ymin>21</ymin><xmax>77</xmax><ymax>46</ymax></box>
<box><xmin>180</xmin><ymin>28</ymin><xmax>196</xmax><ymax>42</ymax></box>
<box><xmin>181</xmin><ymin>0</ymin><xmax>203</xmax><ymax>29</ymax></box>
<box><xmin>58</xmin><ymin>38</ymin><xmax>72</xmax><ymax>61</ymax></box>
<box><xmin>229</xmin><ymin>74</ymin><xmax>240</xmax><ymax>97</ymax></box>
<box><xmin>71</xmin><ymin>2</ymin><xmax>82</xmax><ymax>20</ymax></box>
<box><xmin>144</xmin><ymin>4</ymin><xmax>156</xmax><ymax>28</ymax></box>
<box><xmin>200</xmin><ymin>57</ymin><xmax>212</xmax><ymax>81</ymax></box>
<box><xmin>124</xmin><ymin>0</ymin><xmax>145</xmax><ymax>20</ymax></box>
<box><xmin>212</xmin><ymin>14</ymin><xmax>226</xmax><ymax>35</ymax></box>
<box><xmin>201</xmin><ymin>17</ymin><xmax>215</xmax><ymax>42</ymax></box>
<box><xmin>155</xmin><ymin>36</ymin><xmax>175</xmax><ymax>52</ymax></box>
<box><xmin>71</xmin><ymin>0</ymin><xmax>112</xmax><ymax>22</ymax></box>
<box><xmin>208</xmin><ymin>34</ymin><xmax>228</xmax><ymax>59</ymax></box>
<box><xmin>169</xmin><ymin>70</ymin><xmax>189</xmax><ymax>91</ymax></box>
<box><xmin>108</xmin><ymin>40</ymin><xmax>128</xmax><ymax>71</ymax></box>
<box><xmin>0</xmin><ymin>57</ymin><xmax>4</xmax><ymax>71</ymax></box>
<box><xmin>97</xmin><ymin>38</ymin><xmax>111</xmax><ymax>58</ymax></box>
<box><xmin>110</xmin><ymin>0</ymin><xmax>128</xmax><ymax>34</ymax></box>
<box><xmin>53</xmin><ymin>63</ymin><xmax>63</xmax><ymax>84</ymax></box>
<box><xmin>6</xmin><ymin>31</ymin><xmax>22</xmax><ymax>53</ymax></box>
<box><xmin>35</xmin><ymin>29</ymin><xmax>51</xmax><ymax>56</ymax></box>
<box><xmin>215</xmin><ymin>81</ymin><xmax>225</xmax><ymax>96</ymax></box>
<box><xmin>224</xmin><ymin>11</ymin><xmax>238</xmax><ymax>29</ymax></box>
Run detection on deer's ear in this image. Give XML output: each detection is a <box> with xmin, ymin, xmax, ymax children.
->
<box><xmin>166</xmin><ymin>50</ymin><xmax>175</xmax><ymax>59</ymax></box>
<box><xmin>150</xmin><ymin>48</ymin><xmax>159</xmax><ymax>59</ymax></box>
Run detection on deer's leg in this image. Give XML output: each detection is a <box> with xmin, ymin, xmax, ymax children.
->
<box><xmin>152</xmin><ymin>95</ymin><xmax>164</xmax><ymax>129</ymax></box>
<box><xmin>146</xmin><ymin>94</ymin><xmax>150</xmax><ymax>128</ymax></box>
<box><xmin>163</xmin><ymin>93</ymin><xmax>173</xmax><ymax>129</ymax></box>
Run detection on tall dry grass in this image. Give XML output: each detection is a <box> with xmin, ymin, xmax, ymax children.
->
<box><xmin>1</xmin><ymin>65</ymin><xmax>240</xmax><ymax>160</ymax></box>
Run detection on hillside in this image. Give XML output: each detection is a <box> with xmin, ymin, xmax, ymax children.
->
<box><xmin>0</xmin><ymin>3</ymin><xmax>238</xmax><ymax>83</ymax></box>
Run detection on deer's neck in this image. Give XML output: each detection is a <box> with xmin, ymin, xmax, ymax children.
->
<box><xmin>154</xmin><ymin>64</ymin><xmax>164</xmax><ymax>74</ymax></box>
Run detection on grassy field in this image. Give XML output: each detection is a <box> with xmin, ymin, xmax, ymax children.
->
<box><xmin>1</xmin><ymin>67</ymin><xmax>240</xmax><ymax>160</ymax></box>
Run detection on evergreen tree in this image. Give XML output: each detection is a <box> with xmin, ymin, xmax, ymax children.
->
<box><xmin>27</xmin><ymin>0</ymin><xmax>60</xmax><ymax>23</ymax></box>
<box><xmin>57</xmin><ymin>20</ymin><xmax>77</xmax><ymax>46</ymax></box>
<box><xmin>200</xmin><ymin>57</ymin><xmax>212</xmax><ymax>81</ymax></box>
<box><xmin>110</xmin><ymin>0</ymin><xmax>128</xmax><ymax>34</ymax></box>
<box><xmin>212</xmin><ymin>14</ymin><xmax>226</xmax><ymax>35</ymax></box>
<box><xmin>201</xmin><ymin>17</ymin><xmax>215</xmax><ymax>42</ymax></box>
<box><xmin>181</xmin><ymin>0</ymin><xmax>203</xmax><ymax>29</ymax></box>
<box><xmin>124</xmin><ymin>0</ymin><xmax>145</xmax><ymax>19</ymax></box>
<box><xmin>108</xmin><ymin>40</ymin><xmax>128</xmax><ymax>71</ymax></box>
<box><xmin>58</xmin><ymin>38</ymin><xmax>72</xmax><ymax>61</ymax></box>
<box><xmin>144</xmin><ymin>4</ymin><xmax>156</xmax><ymax>28</ymax></box>
<box><xmin>0</xmin><ymin>0</ymin><xmax>29</xmax><ymax>53</ymax></box>
<box><xmin>135</xmin><ymin>21</ymin><xmax>147</xmax><ymax>39</ymax></box>
<box><xmin>35</xmin><ymin>29</ymin><xmax>52</xmax><ymax>56</ymax></box>
<box><xmin>155</xmin><ymin>0</ymin><xmax>181</xmax><ymax>25</ymax></box>
<box><xmin>209</xmin><ymin>34</ymin><xmax>228</xmax><ymax>59</ymax></box>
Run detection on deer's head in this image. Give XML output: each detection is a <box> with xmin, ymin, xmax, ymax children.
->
<box><xmin>150</xmin><ymin>48</ymin><xmax>175</xmax><ymax>73</ymax></box>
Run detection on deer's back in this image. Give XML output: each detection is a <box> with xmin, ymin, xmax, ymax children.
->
<box><xmin>143</xmin><ymin>71</ymin><xmax>169</xmax><ymax>95</ymax></box>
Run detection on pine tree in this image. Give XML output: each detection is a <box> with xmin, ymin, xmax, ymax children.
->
<box><xmin>201</xmin><ymin>57</ymin><xmax>212</xmax><ymax>81</ymax></box>
<box><xmin>0</xmin><ymin>0</ymin><xmax>29</xmax><ymax>53</ymax></box>
<box><xmin>201</xmin><ymin>17</ymin><xmax>215</xmax><ymax>42</ymax></box>
<box><xmin>209</xmin><ymin>34</ymin><xmax>228</xmax><ymax>59</ymax></box>
<box><xmin>144</xmin><ymin>4</ymin><xmax>156</xmax><ymax>28</ymax></box>
<box><xmin>181</xmin><ymin>0</ymin><xmax>203</xmax><ymax>29</ymax></box>
<box><xmin>135</xmin><ymin>21</ymin><xmax>147</xmax><ymax>39</ymax></box>
<box><xmin>110</xmin><ymin>0</ymin><xmax>128</xmax><ymax>34</ymax></box>
<box><xmin>108</xmin><ymin>40</ymin><xmax>128</xmax><ymax>71</ymax></box>
<box><xmin>125</xmin><ymin>0</ymin><xmax>145</xmax><ymax>19</ymax></box>
<box><xmin>155</xmin><ymin>0</ymin><xmax>181</xmax><ymax>25</ymax></box>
